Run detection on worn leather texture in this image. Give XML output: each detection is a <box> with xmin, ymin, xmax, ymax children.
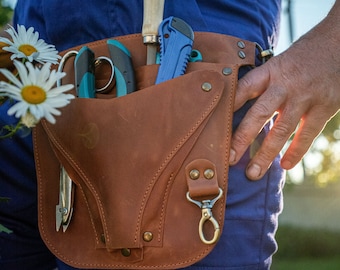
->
<box><xmin>0</xmin><ymin>42</ymin><xmax>15</xmax><ymax>82</ymax></box>
<box><xmin>33</xmin><ymin>32</ymin><xmax>255</xmax><ymax>269</ymax></box>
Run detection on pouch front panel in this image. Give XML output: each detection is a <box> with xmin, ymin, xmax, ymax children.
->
<box><xmin>33</xmin><ymin>33</ymin><xmax>255</xmax><ymax>269</ymax></box>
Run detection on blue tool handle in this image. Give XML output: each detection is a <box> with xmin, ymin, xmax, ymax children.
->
<box><xmin>155</xmin><ymin>16</ymin><xmax>194</xmax><ymax>84</ymax></box>
<box><xmin>74</xmin><ymin>46</ymin><xmax>96</xmax><ymax>98</ymax></box>
<box><xmin>155</xmin><ymin>49</ymin><xmax>202</xmax><ymax>64</ymax></box>
<box><xmin>107</xmin><ymin>40</ymin><xmax>136</xmax><ymax>97</ymax></box>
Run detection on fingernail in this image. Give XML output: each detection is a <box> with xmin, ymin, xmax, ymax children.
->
<box><xmin>229</xmin><ymin>149</ymin><xmax>236</xmax><ymax>164</ymax></box>
<box><xmin>281</xmin><ymin>160</ymin><xmax>293</xmax><ymax>170</ymax></box>
<box><xmin>247</xmin><ymin>164</ymin><xmax>262</xmax><ymax>180</ymax></box>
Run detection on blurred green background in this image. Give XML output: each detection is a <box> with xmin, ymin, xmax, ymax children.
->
<box><xmin>273</xmin><ymin>1</ymin><xmax>340</xmax><ymax>268</ymax></box>
<box><xmin>0</xmin><ymin>0</ymin><xmax>12</xmax><ymax>27</ymax></box>
<box><xmin>273</xmin><ymin>225</ymin><xmax>340</xmax><ymax>269</ymax></box>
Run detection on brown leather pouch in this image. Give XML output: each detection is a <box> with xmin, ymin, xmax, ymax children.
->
<box><xmin>0</xmin><ymin>42</ymin><xmax>15</xmax><ymax>83</ymax></box>
<box><xmin>33</xmin><ymin>32</ymin><xmax>255</xmax><ymax>269</ymax></box>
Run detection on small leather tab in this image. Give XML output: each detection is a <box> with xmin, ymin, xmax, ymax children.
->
<box><xmin>185</xmin><ymin>159</ymin><xmax>219</xmax><ymax>198</ymax></box>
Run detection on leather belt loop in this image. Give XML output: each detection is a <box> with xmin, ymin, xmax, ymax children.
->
<box><xmin>61</xmin><ymin>32</ymin><xmax>257</xmax><ymax>70</ymax></box>
<box><xmin>185</xmin><ymin>159</ymin><xmax>223</xmax><ymax>245</ymax></box>
<box><xmin>193</xmin><ymin>32</ymin><xmax>256</xmax><ymax>67</ymax></box>
<box><xmin>185</xmin><ymin>159</ymin><xmax>220</xmax><ymax>198</ymax></box>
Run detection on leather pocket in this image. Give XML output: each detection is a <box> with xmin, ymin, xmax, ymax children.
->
<box><xmin>33</xmin><ymin>33</ymin><xmax>246</xmax><ymax>269</ymax></box>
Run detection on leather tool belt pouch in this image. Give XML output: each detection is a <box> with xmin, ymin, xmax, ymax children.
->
<box><xmin>33</xmin><ymin>32</ymin><xmax>255</xmax><ymax>269</ymax></box>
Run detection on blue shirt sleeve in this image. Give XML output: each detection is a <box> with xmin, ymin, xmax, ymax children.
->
<box><xmin>5</xmin><ymin>1</ymin><xmax>283</xmax><ymax>269</ymax></box>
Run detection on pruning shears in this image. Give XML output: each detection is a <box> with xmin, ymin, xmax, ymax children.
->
<box><xmin>55</xmin><ymin>41</ymin><xmax>135</xmax><ymax>232</ymax></box>
<box><xmin>56</xmin><ymin>167</ymin><xmax>74</xmax><ymax>232</ymax></box>
<box><xmin>107</xmin><ymin>39</ymin><xmax>136</xmax><ymax>96</ymax></box>
<box><xmin>74</xmin><ymin>46</ymin><xmax>96</xmax><ymax>98</ymax></box>
<box><xmin>73</xmin><ymin>41</ymin><xmax>135</xmax><ymax>98</ymax></box>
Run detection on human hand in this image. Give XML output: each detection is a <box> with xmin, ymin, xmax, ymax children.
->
<box><xmin>229</xmin><ymin>15</ymin><xmax>340</xmax><ymax>180</ymax></box>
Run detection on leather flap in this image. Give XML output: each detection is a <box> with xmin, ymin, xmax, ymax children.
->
<box><xmin>33</xmin><ymin>31</ymin><xmax>248</xmax><ymax>268</ymax></box>
<box><xmin>39</xmin><ymin>69</ymin><xmax>224</xmax><ymax>250</ymax></box>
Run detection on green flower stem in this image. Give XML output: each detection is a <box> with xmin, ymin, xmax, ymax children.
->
<box><xmin>0</xmin><ymin>197</ymin><xmax>12</xmax><ymax>234</ymax></box>
<box><xmin>0</xmin><ymin>224</ymin><xmax>13</xmax><ymax>234</ymax></box>
<box><xmin>0</xmin><ymin>120</ymin><xmax>23</xmax><ymax>139</ymax></box>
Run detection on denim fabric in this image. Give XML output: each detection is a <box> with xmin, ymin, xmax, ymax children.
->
<box><xmin>1</xmin><ymin>1</ymin><xmax>283</xmax><ymax>269</ymax></box>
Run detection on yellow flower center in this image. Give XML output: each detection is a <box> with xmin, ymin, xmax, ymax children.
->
<box><xmin>21</xmin><ymin>85</ymin><xmax>46</xmax><ymax>104</ymax></box>
<box><xmin>18</xmin><ymin>44</ymin><xmax>37</xmax><ymax>56</ymax></box>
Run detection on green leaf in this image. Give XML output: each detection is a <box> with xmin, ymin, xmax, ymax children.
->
<box><xmin>0</xmin><ymin>197</ymin><xmax>10</xmax><ymax>203</ymax></box>
<box><xmin>0</xmin><ymin>224</ymin><xmax>13</xmax><ymax>234</ymax></box>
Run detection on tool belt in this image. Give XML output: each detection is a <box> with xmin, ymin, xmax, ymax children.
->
<box><xmin>33</xmin><ymin>32</ymin><xmax>256</xmax><ymax>269</ymax></box>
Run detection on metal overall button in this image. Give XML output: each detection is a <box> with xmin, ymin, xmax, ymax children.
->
<box><xmin>186</xmin><ymin>188</ymin><xmax>223</xmax><ymax>245</ymax></box>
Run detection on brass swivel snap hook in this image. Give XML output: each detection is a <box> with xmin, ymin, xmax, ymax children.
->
<box><xmin>255</xmin><ymin>43</ymin><xmax>274</xmax><ymax>64</ymax></box>
<box><xmin>186</xmin><ymin>188</ymin><xmax>223</xmax><ymax>245</ymax></box>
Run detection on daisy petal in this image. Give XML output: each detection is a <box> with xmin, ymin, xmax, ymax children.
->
<box><xmin>3</xmin><ymin>24</ymin><xmax>60</xmax><ymax>64</ymax></box>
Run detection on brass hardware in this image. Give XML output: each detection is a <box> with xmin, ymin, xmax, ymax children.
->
<box><xmin>189</xmin><ymin>169</ymin><xmax>200</xmax><ymax>180</ymax></box>
<box><xmin>260</xmin><ymin>49</ymin><xmax>274</xmax><ymax>60</ymax></box>
<box><xmin>204</xmin><ymin>169</ymin><xmax>215</xmax><ymax>180</ymax></box>
<box><xmin>255</xmin><ymin>42</ymin><xmax>274</xmax><ymax>63</ymax></box>
<box><xmin>201</xmin><ymin>82</ymin><xmax>212</xmax><ymax>92</ymax></box>
<box><xmin>143</xmin><ymin>232</ymin><xmax>154</xmax><ymax>242</ymax></box>
<box><xmin>238</xmin><ymin>51</ymin><xmax>246</xmax><ymax>59</ymax></box>
<box><xmin>186</xmin><ymin>188</ymin><xmax>223</xmax><ymax>245</ymax></box>
<box><xmin>237</xmin><ymin>41</ymin><xmax>246</xmax><ymax>49</ymax></box>
<box><xmin>222</xmin><ymin>67</ymin><xmax>232</xmax><ymax>76</ymax></box>
<box><xmin>121</xmin><ymin>248</ymin><xmax>131</xmax><ymax>257</ymax></box>
<box><xmin>199</xmin><ymin>208</ymin><xmax>221</xmax><ymax>244</ymax></box>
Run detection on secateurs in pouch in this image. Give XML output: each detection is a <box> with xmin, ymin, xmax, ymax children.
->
<box><xmin>55</xmin><ymin>41</ymin><xmax>135</xmax><ymax>232</ymax></box>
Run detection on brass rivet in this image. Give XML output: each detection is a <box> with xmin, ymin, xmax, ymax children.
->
<box><xmin>237</xmin><ymin>41</ymin><xmax>246</xmax><ymax>49</ymax></box>
<box><xmin>100</xmin><ymin>234</ymin><xmax>106</xmax><ymax>244</ymax></box>
<box><xmin>121</xmin><ymin>248</ymin><xmax>131</xmax><ymax>257</ymax></box>
<box><xmin>222</xmin><ymin>67</ymin><xmax>232</xmax><ymax>76</ymax></box>
<box><xmin>238</xmin><ymin>51</ymin><xmax>246</xmax><ymax>59</ymax></box>
<box><xmin>189</xmin><ymin>169</ymin><xmax>200</xmax><ymax>180</ymax></box>
<box><xmin>201</xmin><ymin>82</ymin><xmax>212</xmax><ymax>92</ymax></box>
<box><xmin>143</xmin><ymin>232</ymin><xmax>153</xmax><ymax>242</ymax></box>
<box><xmin>204</xmin><ymin>169</ymin><xmax>215</xmax><ymax>180</ymax></box>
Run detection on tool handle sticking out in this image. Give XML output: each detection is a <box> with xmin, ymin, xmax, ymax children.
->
<box><xmin>142</xmin><ymin>0</ymin><xmax>165</xmax><ymax>64</ymax></box>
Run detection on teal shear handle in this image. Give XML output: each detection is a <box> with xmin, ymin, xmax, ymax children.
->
<box><xmin>107</xmin><ymin>40</ymin><xmax>136</xmax><ymax>97</ymax></box>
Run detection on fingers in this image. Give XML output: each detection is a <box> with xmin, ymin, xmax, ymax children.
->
<box><xmin>280</xmin><ymin>109</ymin><xmax>332</xmax><ymax>170</ymax></box>
<box><xmin>231</xmin><ymin>44</ymin><xmax>340</xmax><ymax>181</ymax></box>
<box><xmin>242</xmin><ymin>113</ymin><xmax>300</xmax><ymax>180</ymax></box>
<box><xmin>231</xmin><ymin>82</ymin><xmax>337</xmax><ymax>180</ymax></box>
<box><xmin>233</xmin><ymin>65</ymin><xmax>270</xmax><ymax>112</ymax></box>
<box><xmin>230</xmin><ymin>83</ymin><xmax>303</xmax><ymax>180</ymax></box>
<box><xmin>230</xmin><ymin>15</ymin><xmax>340</xmax><ymax>180</ymax></box>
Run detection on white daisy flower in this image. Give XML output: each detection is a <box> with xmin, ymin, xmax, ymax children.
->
<box><xmin>20</xmin><ymin>111</ymin><xmax>39</xmax><ymax>128</ymax></box>
<box><xmin>0</xmin><ymin>24</ymin><xmax>60</xmax><ymax>64</ymax></box>
<box><xmin>0</xmin><ymin>60</ymin><xmax>74</xmax><ymax>125</ymax></box>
